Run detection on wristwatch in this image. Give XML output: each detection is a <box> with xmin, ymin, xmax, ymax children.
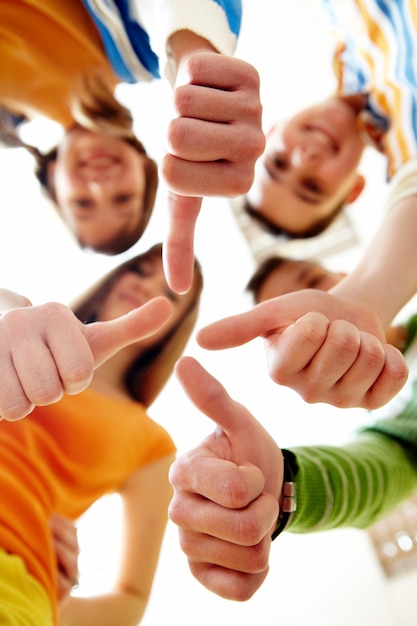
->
<box><xmin>271</xmin><ymin>449</ymin><xmax>298</xmax><ymax>541</ymax></box>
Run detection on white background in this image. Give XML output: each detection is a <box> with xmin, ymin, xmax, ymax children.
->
<box><xmin>2</xmin><ymin>1</ymin><xmax>417</xmax><ymax>624</ymax></box>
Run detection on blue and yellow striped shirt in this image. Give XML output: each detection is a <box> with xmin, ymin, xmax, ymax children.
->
<box><xmin>322</xmin><ymin>0</ymin><xmax>417</xmax><ymax>180</ymax></box>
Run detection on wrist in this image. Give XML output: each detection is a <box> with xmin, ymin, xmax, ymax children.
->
<box><xmin>271</xmin><ymin>449</ymin><xmax>298</xmax><ymax>541</ymax></box>
<box><xmin>167</xmin><ymin>30</ymin><xmax>217</xmax><ymax>72</ymax></box>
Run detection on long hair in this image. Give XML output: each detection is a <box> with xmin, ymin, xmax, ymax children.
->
<box><xmin>0</xmin><ymin>71</ymin><xmax>158</xmax><ymax>255</ymax></box>
<box><xmin>71</xmin><ymin>244</ymin><xmax>203</xmax><ymax>407</ymax></box>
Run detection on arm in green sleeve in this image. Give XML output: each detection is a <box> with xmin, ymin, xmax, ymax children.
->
<box><xmin>288</xmin><ymin>431</ymin><xmax>417</xmax><ymax>533</ymax></box>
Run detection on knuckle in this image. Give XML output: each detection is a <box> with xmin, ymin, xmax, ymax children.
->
<box><xmin>236</xmin><ymin>511</ymin><xmax>265</xmax><ymax>547</ymax></box>
<box><xmin>242</xmin><ymin>61</ymin><xmax>262</xmax><ymax>91</ymax></box>
<box><xmin>178</xmin><ymin>530</ymin><xmax>199</xmax><ymax>557</ymax></box>
<box><xmin>167</xmin><ymin>497</ymin><xmax>183</xmax><ymax>526</ymax></box>
<box><xmin>31</xmin><ymin>381</ymin><xmax>64</xmax><ymax>406</ymax></box>
<box><xmin>221</xmin><ymin>473</ymin><xmax>251</xmax><ymax>510</ymax></box>
<box><xmin>360</xmin><ymin>340</ymin><xmax>385</xmax><ymax>369</ymax></box>
<box><xmin>174</xmin><ymin>84</ymin><xmax>194</xmax><ymax>116</ymax></box>
<box><xmin>329</xmin><ymin>323</ymin><xmax>360</xmax><ymax>359</ymax></box>
<box><xmin>247</xmin><ymin>542</ymin><xmax>270</xmax><ymax>573</ymax></box>
<box><xmin>1</xmin><ymin>399</ymin><xmax>34</xmax><ymax>421</ymax></box>
<box><xmin>166</xmin><ymin>118</ymin><xmax>189</xmax><ymax>155</ymax></box>
<box><xmin>63</xmin><ymin>361</ymin><xmax>93</xmax><ymax>388</ymax></box>
<box><xmin>298</xmin><ymin>383</ymin><xmax>323</xmax><ymax>404</ymax></box>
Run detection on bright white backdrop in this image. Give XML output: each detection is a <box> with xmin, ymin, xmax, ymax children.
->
<box><xmin>1</xmin><ymin>1</ymin><xmax>417</xmax><ymax>625</ymax></box>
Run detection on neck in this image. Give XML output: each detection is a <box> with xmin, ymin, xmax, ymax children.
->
<box><xmin>90</xmin><ymin>344</ymin><xmax>141</xmax><ymax>401</ymax></box>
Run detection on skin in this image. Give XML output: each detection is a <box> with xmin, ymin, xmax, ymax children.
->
<box><xmin>197</xmin><ymin>290</ymin><xmax>407</xmax><ymax>410</ymax></box>
<box><xmin>49</xmin><ymin>127</ymin><xmax>147</xmax><ymax>252</ymax></box>
<box><xmin>57</xmin><ymin>254</ymin><xmax>195</xmax><ymax>626</ymax></box>
<box><xmin>0</xmin><ymin>252</ymin><xmax>194</xmax><ymax>420</ymax></box>
<box><xmin>254</xmin><ymin>260</ymin><xmax>408</xmax><ymax>350</ymax></box>
<box><xmin>91</xmin><ymin>254</ymin><xmax>194</xmax><ymax>399</ymax></box>
<box><xmin>50</xmin><ymin>514</ymin><xmax>80</xmax><ymax>601</ymax></box>
<box><xmin>169</xmin><ymin>356</ymin><xmax>283</xmax><ymax>602</ymax></box>
<box><xmin>246</xmin><ymin>95</ymin><xmax>366</xmax><ymax>235</ymax></box>
<box><xmin>162</xmin><ymin>31</ymin><xmax>265</xmax><ymax>293</ymax></box>
<box><xmin>0</xmin><ymin>256</ymin><xmax>197</xmax><ymax>625</ymax></box>
<box><xmin>0</xmin><ymin>297</ymin><xmax>171</xmax><ymax>421</ymax></box>
<box><xmin>167</xmin><ymin>262</ymin><xmax>411</xmax><ymax>601</ymax></box>
<box><xmin>255</xmin><ymin>259</ymin><xmax>345</xmax><ymax>302</ymax></box>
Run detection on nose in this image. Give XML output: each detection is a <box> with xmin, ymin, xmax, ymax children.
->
<box><xmin>85</xmin><ymin>178</ymin><xmax>115</xmax><ymax>201</ymax></box>
<box><xmin>130</xmin><ymin>273</ymin><xmax>166</xmax><ymax>301</ymax></box>
<box><xmin>291</xmin><ymin>142</ymin><xmax>326</xmax><ymax>168</ymax></box>
<box><xmin>291</xmin><ymin>134</ymin><xmax>330</xmax><ymax>167</ymax></box>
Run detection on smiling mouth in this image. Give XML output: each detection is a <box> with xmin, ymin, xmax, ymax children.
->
<box><xmin>305</xmin><ymin>126</ymin><xmax>338</xmax><ymax>152</ymax></box>
<box><xmin>79</xmin><ymin>153</ymin><xmax>120</xmax><ymax>168</ymax></box>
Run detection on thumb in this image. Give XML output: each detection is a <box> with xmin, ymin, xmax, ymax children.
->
<box><xmin>175</xmin><ymin>356</ymin><xmax>253</xmax><ymax>436</ymax></box>
<box><xmin>163</xmin><ymin>192</ymin><xmax>202</xmax><ymax>294</ymax></box>
<box><xmin>84</xmin><ymin>297</ymin><xmax>173</xmax><ymax>368</ymax></box>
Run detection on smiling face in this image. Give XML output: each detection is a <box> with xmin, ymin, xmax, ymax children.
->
<box><xmin>49</xmin><ymin>127</ymin><xmax>148</xmax><ymax>253</ymax></box>
<box><xmin>247</xmin><ymin>97</ymin><xmax>366</xmax><ymax>236</ymax></box>
<box><xmin>97</xmin><ymin>252</ymin><xmax>196</xmax><ymax>346</ymax></box>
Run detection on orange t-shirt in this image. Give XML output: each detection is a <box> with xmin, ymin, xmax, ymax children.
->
<box><xmin>0</xmin><ymin>0</ymin><xmax>117</xmax><ymax>126</ymax></box>
<box><xmin>0</xmin><ymin>387</ymin><xmax>175</xmax><ymax>615</ymax></box>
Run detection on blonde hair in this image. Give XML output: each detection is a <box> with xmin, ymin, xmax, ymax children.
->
<box><xmin>72</xmin><ymin>243</ymin><xmax>203</xmax><ymax>407</ymax></box>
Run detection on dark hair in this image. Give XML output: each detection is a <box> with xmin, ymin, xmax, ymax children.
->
<box><xmin>245</xmin><ymin>255</ymin><xmax>290</xmax><ymax>302</ymax></box>
<box><xmin>71</xmin><ymin>243</ymin><xmax>204</xmax><ymax>407</ymax></box>
<box><xmin>244</xmin><ymin>197</ymin><xmax>346</xmax><ymax>239</ymax></box>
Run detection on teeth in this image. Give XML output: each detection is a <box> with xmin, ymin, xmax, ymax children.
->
<box><xmin>310</xmin><ymin>128</ymin><xmax>334</xmax><ymax>148</ymax></box>
<box><xmin>90</xmin><ymin>157</ymin><xmax>114</xmax><ymax>166</ymax></box>
<box><xmin>81</xmin><ymin>156</ymin><xmax>117</xmax><ymax>167</ymax></box>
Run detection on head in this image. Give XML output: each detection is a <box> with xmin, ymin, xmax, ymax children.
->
<box><xmin>35</xmin><ymin>72</ymin><xmax>158</xmax><ymax>255</ymax></box>
<box><xmin>72</xmin><ymin>243</ymin><xmax>203</xmax><ymax>406</ymax></box>
<box><xmin>246</xmin><ymin>96</ymin><xmax>366</xmax><ymax>238</ymax></box>
<box><xmin>246</xmin><ymin>255</ymin><xmax>345</xmax><ymax>304</ymax></box>
<box><xmin>246</xmin><ymin>255</ymin><xmax>408</xmax><ymax>350</ymax></box>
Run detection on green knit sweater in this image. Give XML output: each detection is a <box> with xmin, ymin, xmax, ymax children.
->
<box><xmin>289</xmin><ymin>314</ymin><xmax>417</xmax><ymax>532</ymax></box>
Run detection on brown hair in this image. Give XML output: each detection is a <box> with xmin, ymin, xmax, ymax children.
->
<box><xmin>72</xmin><ymin>243</ymin><xmax>203</xmax><ymax>407</ymax></box>
<box><xmin>245</xmin><ymin>255</ymin><xmax>290</xmax><ymax>303</ymax></box>
<box><xmin>0</xmin><ymin>71</ymin><xmax>158</xmax><ymax>255</ymax></box>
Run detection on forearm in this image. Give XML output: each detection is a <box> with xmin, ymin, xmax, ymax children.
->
<box><xmin>288</xmin><ymin>432</ymin><xmax>417</xmax><ymax>533</ymax></box>
<box><xmin>331</xmin><ymin>195</ymin><xmax>417</xmax><ymax>329</ymax></box>
<box><xmin>136</xmin><ymin>0</ymin><xmax>241</xmax><ymax>83</ymax></box>
<box><xmin>59</xmin><ymin>590</ymin><xmax>147</xmax><ymax>626</ymax></box>
<box><xmin>167</xmin><ymin>29</ymin><xmax>218</xmax><ymax>69</ymax></box>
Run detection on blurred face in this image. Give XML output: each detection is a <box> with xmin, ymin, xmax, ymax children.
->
<box><xmin>256</xmin><ymin>260</ymin><xmax>345</xmax><ymax>303</ymax></box>
<box><xmin>98</xmin><ymin>253</ymin><xmax>196</xmax><ymax>343</ymax></box>
<box><xmin>50</xmin><ymin>127</ymin><xmax>147</xmax><ymax>252</ymax></box>
<box><xmin>247</xmin><ymin>97</ymin><xmax>365</xmax><ymax>235</ymax></box>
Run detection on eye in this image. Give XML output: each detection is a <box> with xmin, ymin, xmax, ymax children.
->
<box><xmin>129</xmin><ymin>262</ymin><xmax>149</xmax><ymax>277</ymax></box>
<box><xmin>73</xmin><ymin>198</ymin><xmax>93</xmax><ymax>208</ymax></box>
<box><xmin>272</xmin><ymin>155</ymin><xmax>288</xmax><ymax>170</ymax></box>
<box><xmin>115</xmin><ymin>194</ymin><xmax>134</xmax><ymax>205</ymax></box>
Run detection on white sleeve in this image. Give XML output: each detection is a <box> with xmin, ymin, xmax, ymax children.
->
<box><xmin>384</xmin><ymin>158</ymin><xmax>417</xmax><ymax>214</ymax></box>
